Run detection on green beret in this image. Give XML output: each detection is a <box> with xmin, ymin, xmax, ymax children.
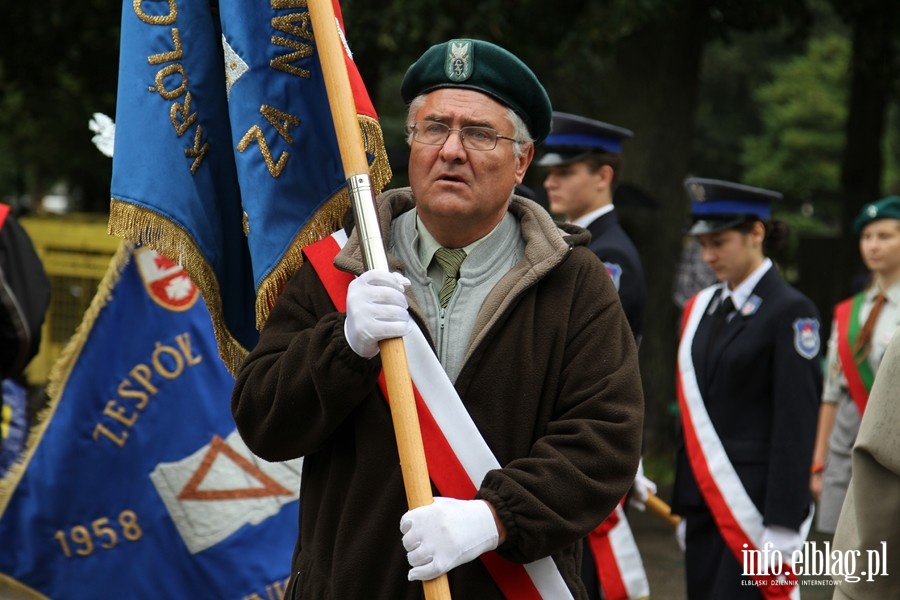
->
<box><xmin>853</xmin><ymin>195</ymin><xmax>900</xmax><ymax>234</ymax></box>
<box><xmin>400</xmin><ymin>39</ymin><xmax>552</xmax><ymax>143</ymax></box>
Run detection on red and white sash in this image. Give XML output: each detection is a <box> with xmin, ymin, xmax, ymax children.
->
<box><xmin>677</xmin><ymin>287</ymin><xmax>811</xmax><ymax>600</ymax></box>
<box><xmin>303</xmin><ymin>232</ymin><xmax>574</xmax><ymax>600</ymax></box>
<box><xmin>588</xmin><ymin>503</ymin><xmax>650</xmax><ymax>600</ymax></box>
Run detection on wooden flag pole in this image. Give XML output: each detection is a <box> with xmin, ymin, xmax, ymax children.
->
<box><xmin>307</xmin><ymin>2</ymin><xmax>452</xmax><ymax>598</ymax></box>
<box><xmin>646</xmin><ymin>493</ymin><xmax>681</xmax><ymax>528</ymax></box>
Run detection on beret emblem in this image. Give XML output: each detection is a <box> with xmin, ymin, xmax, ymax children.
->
<box><xmin>445</xmin><ymin>40</ymin><xmax>473</xmax><ymax>82</ymax></box>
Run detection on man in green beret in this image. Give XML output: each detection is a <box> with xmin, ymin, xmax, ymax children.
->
<box><xmin>232</xmin><ymin>39</ymin><xmax>643</xmax><ymax>599</ymax></box>
<box><xmin>811</xmin><ymin>195</ymin><xmax>900</xmax><ymax>534</ymax></box>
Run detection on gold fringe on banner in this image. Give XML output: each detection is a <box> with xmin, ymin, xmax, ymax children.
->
<box><xmin>107</xmin><ymin>202</ymin><xmax>249</xmax><ymax>375</ymax></box>
<box><xmin>0</xmin><ymin>243</ymin><xmax>133</xmax><ymax>516</ymax></box>
<box><xmin>254</xmin><ymin>114</ymin><xmax>393</xmax><ymax>330</ymax></box>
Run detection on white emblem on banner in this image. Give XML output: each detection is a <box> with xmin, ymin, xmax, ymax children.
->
<box><xmin>150</xmin><ymin>430</ymin><xmax>301</xmax><ymax>554</ymax></box>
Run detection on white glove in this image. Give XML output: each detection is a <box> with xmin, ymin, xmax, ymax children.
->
<box><xmin>629</xmin><ymin>458</ymin><xmax>658</xmax><ymax>511</ymax></box>
<box><xmin>761</xmin><ymin>525</ymin><xmax>802</xmax><ymax>559</ymax></box>
<box><xmin>676</xmin><ymin>519</ymin><xmax>686</xmax><ymax>552</ymax></box>
<box><xmin>88</xmin><ymin>112</ymin><xmax>116</xmax><ymax>158</ymax></box>
<box><xmin>344</xmin><ymin>270</ymin><xmax>413</xmax><ymax>358</ymax></box>
<box><xmin>400</xmin><ymin>497</ymin><xmax>499</xmax><ymax>581</ymax></box>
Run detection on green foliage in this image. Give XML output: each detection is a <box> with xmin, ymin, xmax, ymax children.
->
<box><xmin>740</xmin><ymin>33</ymin><xmax>850</xmax><ymax>219</ymax></box>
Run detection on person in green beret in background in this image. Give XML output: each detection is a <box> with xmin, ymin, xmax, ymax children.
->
<box><xmin>231</xmin><ymin>39</ymin><xmax>643</xmax><ymax>599</ymax></box>
<box><xmin>811</xmin><ymin>196</ymin><xmax>900</xmax><ymax>534</ymax></box>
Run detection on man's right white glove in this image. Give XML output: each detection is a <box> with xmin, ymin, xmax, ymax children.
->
<box><xmin>676</xmin><ymin>519</ymin><xmax>686</xmax><ymax>552</ymax></box>
<box><xmin>400</xmin><ymin>497</ymin><xmax>499</xmax><ymax>581</ymax></box>
<box><xmin>344</xmin><ymin>270</ymin><xmax>413</xmax><ymax>358</ymax></box>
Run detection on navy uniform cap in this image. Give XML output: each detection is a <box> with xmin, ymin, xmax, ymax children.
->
<box><xmin>400</xmin><ymin>39</ymin><xmax>552</xmax><ymax>142</ymax></box>
<box><xmin>853</xmin><ymin>196</ymin><xmax>900</xmax><ymax>235</ymax></box>
<box><xmin>537</xmin><ymin>112</ymin><xmax>634</xmax><ymax>167</ymax></box>
<box><xmin>684</xmin><ymin>177</ymin><xmax>782</xmax><ymax>235</ymax></box>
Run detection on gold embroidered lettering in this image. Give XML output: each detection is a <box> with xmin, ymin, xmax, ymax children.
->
<box><xmin>269</xmin><ymin>3</ymin><xmax>314</xmax><ymax>80</ymax></box>
<box><xmin>102</xmin><ymin>400</ymin><xmax>139</xmax><ymax>427</ymax></box>
<box><xmin>170</xmin><ymin>91</ymin><xmax>198</xmax><ymax>136</ymax></box>
<box><xmin>152</xmin><ymin>341</ymin><xmax>185</xmax><ymax>379</ymax></box>
<box><xmin>261</xmin><ymin>105</ymin><xmax>300</xmax><ymax>144</ymax></box>
<box><xmin>130</xmin><ymin>364</ymin><xmax>159</xmax><ymax>395</ymax></box>
<box><xmin>272</xmin><ymin>11</ymin><xmax>313</xmax><ymax>41</ymax></box>
<box><xmin>238</xmin><ymin>125</ymin><xmax>290</xmax><ymax>178</ymax></box>
<box><xmin>271</xmin><ymin>0</ymin><xmax>307</xmax><ymax>8</ymax></box>
<box><xmin>241</xmin><ymin>576</ymin><xmax>291</xmax><ymax>600</ymax></box>
<box><xmin>148</xmin><ymin>27</ymin><xmax>183</xmax><ymax>65</ymax></box>
<box><xmin>133</xmin><ymin>0</ymin><xmax>177</xmax><ymax>25</ymax></box>
<box><xmin>93</xmin><ymin>332</ymin><xmax>205</xmax><ymax>447</ymax></box>
<box><xmin>54</xmin><ymin>510</ymin><xmax>144</xmax><ymax>559</ymax></box>
<box><xmin>185</xmin><ymin>125</ymin><xmax>209</xmax><ymax>174</ymax></box>
<box><xmin>175</xmin><ymin>332</ymin><xmax>203</xmax><ymax>366</ymax></box>
<box><xmin>154</xmin><ymin>63</ymin><xmax>188</xmax><ymax>101</ymax></box>
<box><xmin>270</xmin><ymin>38</ymin><xmax>314</xmax><ymax>78</ymax></box>
<box><xmin>93</xmin><ymin>423</ymin><xmax>128</xmax><ymax>447</ymax></box>
<box><xmin>118</xmin><ymin>380</ymin><xmax>149</xmax><ymax>410</ymax></box>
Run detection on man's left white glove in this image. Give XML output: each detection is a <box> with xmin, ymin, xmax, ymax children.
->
<box><xmin>629</xmin><ymin>458</ymin><xmax>658</xmax><ymax>512</ymax></box>
<box><xmin>400</xmin><ymin>497</ymin><xmax>499</xmax><ymax>581</ymax></box>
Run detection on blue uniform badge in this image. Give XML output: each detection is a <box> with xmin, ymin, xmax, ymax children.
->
<box><xmin>604</xmin><ymin>262</ymin><xmax>622</xmax><ymax>291</ymax></box>
<box><xmin>793</xmin><ymin>318</ymin><xmax>821</xmax><ymax>359</ymax></box>
<box><xmin>741</xmin><ymin>294</ymin><xmax>762</xmax><ymax>316</ymax></box>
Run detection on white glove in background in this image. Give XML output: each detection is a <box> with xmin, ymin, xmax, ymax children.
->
<box><xmin>676</xmin><ymin>519</ymin><xmax>686</xmax><ymax>552</ymax></box>
<box><xmin>629</xmin><ymin>458</ymin><xmax>658</xmax><ymax>512</ymax></box>
<box><xmin>400</xmin><ymin>497</ymin><xmax>499</xmax><ymax>581</ymax></box>
<box><xmin>88</xmin><ymin>112</ymin><xmax>116</xmax><ymax>158</ymax></box>
<box><xmin>344</xmin><ymin>270</ymin><xmax>413</xmax><ymax>358</ymax></box>
<box><xmin>761</xmin><ymin>525</ymin><xmax>803</xmax><ymax>559</ymax></box>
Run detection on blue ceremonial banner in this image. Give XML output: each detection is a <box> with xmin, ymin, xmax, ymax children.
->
<box><xmin>109</xmin><ymin>0</ymin><xmax>390</xmax><ymax>372</ymax></box>
<box><xmin>0</xmin><ymin>245</ymin><xmax>300</xmax><ymax>599</ymax></box>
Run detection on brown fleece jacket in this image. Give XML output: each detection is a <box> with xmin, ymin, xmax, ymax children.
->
<box><xmin>231</xmin><ymin>188</ymin><xmax>644</xmax><ymax>599</ymax></box>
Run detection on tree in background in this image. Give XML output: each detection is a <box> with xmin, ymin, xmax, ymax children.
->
<box><xmin>829</xmin><ymin>0</ymin><xmax>900</xmax><ymax>299</ymax></box>
<box><xmin>0</xmin><ymin>1</ymin><xmax>119</xmax><ymax>213</ymax></box>
<box><xmin>741</xmin><ymin>33</ymin><xmax>849</xmax><ymax>220</ymax></box>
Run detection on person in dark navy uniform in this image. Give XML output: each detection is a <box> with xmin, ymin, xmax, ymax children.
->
<box><xmin>539</xmin><ymin>112</ymin><xmax>646</xmax><ymax>342</ymax></box>
<box><xmin>540</xmin><ymin>112</ymin><xmax>651</xmax><ymax>600</ymax></box>
<box><xmin>671</xmin><ymin>177</ymin><xmax>822</xmax><ymax>599</ymax></box>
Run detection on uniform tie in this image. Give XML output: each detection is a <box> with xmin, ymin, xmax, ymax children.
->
<box><xmin>707</xmin><ymin>295</ymin><xmax>735</xmax><ymax>363</ymax></box>
<box><xmin>854</xmin><ymin>292</ymin><xmax>888</xmax><ymax>358</ymax></box>
<box><xmin>434</xmin><ymin>247</ymin><xmax>466</xmax><ymax>308</ymax></box>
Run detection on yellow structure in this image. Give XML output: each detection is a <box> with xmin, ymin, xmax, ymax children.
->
<box><xmin>20</xmin><ymin>213</ymin><xmax>120</xmax><ymax>385</ymax></box>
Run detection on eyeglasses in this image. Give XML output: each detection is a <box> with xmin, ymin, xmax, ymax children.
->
<box><xmin>410</xmin><ymin>120</ymin><xmax>519</xmax><ymax>151</ymax></box>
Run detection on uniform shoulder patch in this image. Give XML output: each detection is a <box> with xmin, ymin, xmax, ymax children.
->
<box><xmin>604</xmin><ymin>262</ymin><xmax>622</xmax><ymax>291</ymax></box>
<box><xmin>793</xmin><ymin>318</ymin><xmax>820</xmax><ymax>359</ymax></box>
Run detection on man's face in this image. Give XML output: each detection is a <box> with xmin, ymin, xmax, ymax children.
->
<box><xmin>408</xmin><ymin>88</ymin><xmax>533</xmax><ymax>246</ymax></box>
<box><xmin>542</xmin><ymin>161</ymin><xmax>606</xmax><ymax>221</ymax></box>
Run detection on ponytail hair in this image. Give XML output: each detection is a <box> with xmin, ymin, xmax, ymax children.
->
<box><xmin>735</xmin><ymin>217</ymin><xmax>788</xmax><ymax>253</ymax></box>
